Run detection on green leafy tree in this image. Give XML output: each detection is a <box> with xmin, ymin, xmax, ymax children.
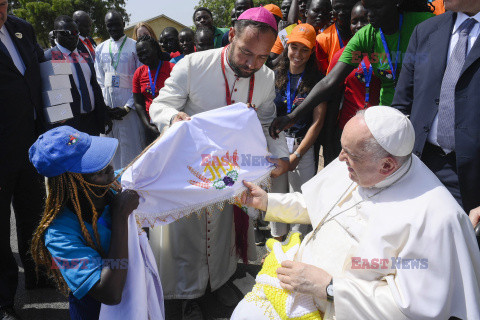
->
<box><xmin>8</xmin><ymin>0</ymin><xmax>128</xmax><ymax>48</ymax></box>
<box><xmin>196</xmin><ymin>0</ymin><xmax>282</xmax><ymax>28</ymax></box>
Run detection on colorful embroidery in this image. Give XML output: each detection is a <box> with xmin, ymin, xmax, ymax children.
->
<box><xmin>355</xmin><ymin>70</ymin><xmax>366</xmax><ymax>83</ymax></box>
<box><xmin>378</xmin><ymin>69</ymin><xmax>393</xmax><ymax>80</ymax></box>
<box><xmin>188</xmin><ymin>150</ymin><xmax>240</xmax><ymax>190</ymax></box>
<box><xmin>145</xmin><ymin>86</ymin><xmax>156</xmax><ymax>96</ymax></box>
<box><xmin>67</xmin><ymin>134</ymin><xmax>79</xmax><ymax>145</ymax></box>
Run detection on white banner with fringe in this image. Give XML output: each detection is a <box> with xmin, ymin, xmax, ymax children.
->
<box><xmin>121</xmin><ymin>103</ymin><xmax>274</xmax><ymax>227</ymax></box>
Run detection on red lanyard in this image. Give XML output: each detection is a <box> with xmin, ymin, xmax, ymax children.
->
<box><xmin>80</xmin><ymin>38</ymin><xmax>95</xmax><ymax>55</ymax></box>
<box><xmin>221</xmin><ymin>45</ymin><xmax>255</xmax><ymax>105</ymax></box>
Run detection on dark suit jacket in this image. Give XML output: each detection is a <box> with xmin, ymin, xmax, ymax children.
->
<box><xmin>392</xmin><ymin>11</ymin><xmax>480</xmax><ymax>212</ymax></box>
<box><xmin>44</xmin><ymin>45</ymin><xmax>108</xmax><ymax>136</ymax></box>
<box><xmin>0</xmin><ymin>15</ymin><xmax>45</xmax><ymax>181</ymax></box>
<box><xmin>77</xmin><ymin>36</ymin><xmax>96</xmax><ymax>63</ymax></box>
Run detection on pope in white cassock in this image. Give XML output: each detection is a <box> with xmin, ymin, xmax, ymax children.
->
<box><xmin>95</xmin><ymin>10</ymin><xmax>145</xmax><ymax>169</ymax></box>
<box><xmin>148</xmin><ymin>7</ymin><xmax>290</xmax><ymax>310</ymax></box>
<box><xmin>232</xmin><ymin>106</ymin><xmax>480</xmax><ymax>320</ymax></box>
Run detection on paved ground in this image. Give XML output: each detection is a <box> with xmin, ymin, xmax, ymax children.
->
<box><xmin>10</xmin><ymin>213</ymin><xmax>268</xmax><ymax>320</ymax></box>
<box><xmin>10</xmin><ymin>152</ymin><xmax>323</xmax><ymax>319</ymax></box>
<box><xmin>10</xmin><ymin>213</ymin><xmax>70</xmax><ymax>320</ymax></box>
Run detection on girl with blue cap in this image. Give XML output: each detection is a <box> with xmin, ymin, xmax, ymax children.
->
<box><xmin>28</xmin><ymin>126</ymin><xmax>139</xmax><ymax>319</ymax></box>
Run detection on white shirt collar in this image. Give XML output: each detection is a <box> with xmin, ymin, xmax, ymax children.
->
<box><xmin>0</xmin><ymin>25</ymin><xmax>7</xmax><ymax>37</ymax></box>
<box><xmin>224</xmin><ymin>45</ymin><xmax>236</xmax><ymax>76</ymax></box>
<box><xmin>55</xmin><ymin>42</ymin><xmax>79</xmax><ymax>56</ymax></box>
<box><xmin>111</xmin><ymin>34</ymin><xmax>126</xmax><ymax>43</ymax></box>
<box><xmin>453</xmin><ymin>11</ymin><xmax>480</xmax><ymax>34</ymax></box>
<box><xmin>79</xmin><ymin>35</ymin><xmax>85</xmax><ymax>41</ymax></box>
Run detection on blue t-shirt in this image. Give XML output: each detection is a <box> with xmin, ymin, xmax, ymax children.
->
<box><xmin>170</xmin><ymin>54</ymin><xmax>185</xmax><ymax>64</ymax></box>
<box><xmin>274</xmin><ymin>71</ymin><xmax>322</xmax><ymax>138</ymax></box>
<box><xmin>44</xmin><ymin>206</ymin><xmax>112</xmax><ymax>299</ymax></box>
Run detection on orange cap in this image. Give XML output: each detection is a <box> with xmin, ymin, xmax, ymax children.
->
<box><xmin>286</xmin><ymin>23</ymin><xmax>316</xmax><ymax>50</ymax></box>
<box><xmin>263</xmin><ymin>4</ymin><xmax>283</xmax><ymax>19</ymax></box>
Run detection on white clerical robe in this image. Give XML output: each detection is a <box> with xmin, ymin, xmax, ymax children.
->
<box><xmin>95</xmin><ymin>35</ymin><xmax>145</xmax><ymax>169</ymax></box>
<box><xmin>148</xmin><ymin>47</ymin><xmax>290</xmax><ymax>299</ymax></box>
<box><xmin>232</xmin><ymin>155</ymin><xmax>480</xmax><ymax>320</ymax></box>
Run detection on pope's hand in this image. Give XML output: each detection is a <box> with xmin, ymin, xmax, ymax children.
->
<box><xmin>469</xmin><ymin>206</ymin><xmax>480</xmax><ymax>228</ymax></box>
<box><xmin>269</xmin><ymin>157</ymin><xmax>289</xmax><ymax>178</ymax></box>
<box><xmin>241</xmin><ymin>180</ymin><xmax>268</xmax><ymax>211</ymax></box>
<box><xmin>171</xmin><ymin>112</ymin><xmax>191</xmax><ymax>124</ymax></box>
<box><xmin>277</xmin><ymin>260</ymin><xmax>332</xmax><ymax>299</ymax></box>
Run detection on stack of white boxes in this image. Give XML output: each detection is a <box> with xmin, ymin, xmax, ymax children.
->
<box><xmin>40</xmin><ymin>60</ymin><xmax>74</xmax><ymax>124</ymax></box>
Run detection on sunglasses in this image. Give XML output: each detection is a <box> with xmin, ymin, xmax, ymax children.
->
<box><xmin>54</xmin><ymin>30</ymin><xmax>79</xmax><ymax>37</ymax></box>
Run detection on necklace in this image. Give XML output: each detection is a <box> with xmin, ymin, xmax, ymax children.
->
<box><xmin>306</xmin><ymin>158</ymin><xmax>412</xmax><ymax>244</ymax></box>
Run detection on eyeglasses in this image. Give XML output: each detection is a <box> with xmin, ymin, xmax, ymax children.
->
<box><xmin>54</xmin><ymin>30</ymin><xmax>79</xmax><ymax>37</ymax></box>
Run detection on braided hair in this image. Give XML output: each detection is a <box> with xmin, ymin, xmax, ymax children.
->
<box><xmin>30</xmin><ymin>173</ymin><xmax>116</xmax><ymax>295</ymax></box>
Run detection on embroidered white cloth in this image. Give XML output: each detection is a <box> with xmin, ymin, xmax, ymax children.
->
<box><xmin>121</xmin><ymin>103</ymin><xmax>274</xmax><ymax>226</ymax></box>
<box><xmin>99</xmin><ymin>215</ymin><xmax>165</xmax><ymax>320</ymax></box>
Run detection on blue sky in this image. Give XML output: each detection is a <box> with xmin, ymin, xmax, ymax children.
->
<box><xmin>125</xmin><ymin>0</ymin><xmax>200</xmax><ymax>27</ymax></box>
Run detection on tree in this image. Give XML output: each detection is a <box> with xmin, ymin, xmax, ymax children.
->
<box><xmin>8</xmin><ymin>0</ymin><xmax>129</xmax><ymax>48</ymax></box>
<box><xmin>196</xmin><ymin>0</ymin><xmax>283</xmax><ymax>28</ymax></box>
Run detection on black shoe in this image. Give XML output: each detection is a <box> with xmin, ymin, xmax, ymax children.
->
<box><xmin>213</xmin><ymin>282</ymin><xmax>240</xmax><ymax>307</ymax></box>
<box><xmin>0</xmin><ymin>306</ymin><xmax>21</xmax><ymax>320</ymax></box>
<box><xmin>256</xmin><ymin>219</ymin><xmax>270</xmax><ymax>231</ymax></box>
<box><xmin>254</xmin><ymin>228</ymin><xmax>266</xmax><ymax>246</ymax></box>
<box><xmin>181</xmin><ymin>300</ymin><xmax>204</xmax><ymax>320</ymax></box>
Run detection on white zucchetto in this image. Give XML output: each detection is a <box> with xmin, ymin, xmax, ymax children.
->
<box><xmin>364</xmin><ymin>106</ymin><xmax>415</xmax><ymax>156</ymax></box>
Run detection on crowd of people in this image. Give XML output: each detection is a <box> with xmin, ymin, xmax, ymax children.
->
<box><xmin>1</xmin><ymin>0</ymin><xmax>480</xmax><ymax>319</ymax></box>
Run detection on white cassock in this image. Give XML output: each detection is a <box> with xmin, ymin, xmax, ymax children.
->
<box><xmin>148</xmin><ymin>47</ymin><xmax>290</xmax><ymax>299</ymax></box>
<box><xmin>232</xmin><ymin>155</ymin><xmax>480</xmax><ymax>320</ymax></box>
<box><xmin>95</xmin><ymin>35</ymin><xmax>145</xmax><ymax>169</ymax></box>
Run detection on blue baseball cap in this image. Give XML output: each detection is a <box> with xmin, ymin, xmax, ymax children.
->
<box><xmin>29</xmin><ymin>126</ymin><xmax>118</xmax><ymax>178</ymax></box>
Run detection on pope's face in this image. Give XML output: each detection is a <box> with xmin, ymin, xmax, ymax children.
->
<box><xmin>339</xmin><ymin>116</ymin><xmax>386</xmax><ymax>187</ymax></box>
<box><xmin>228</xmin><ymin>25</ymin><xmax>276</xmax><ymax>78</ymax></box>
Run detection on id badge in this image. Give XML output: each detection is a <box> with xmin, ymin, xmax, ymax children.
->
<box><xmin>286</xmin><ymin>137</ymin><xmax>295</xmax><ymax>154</ymax></box>
<box><xmin>112</xmin><ymin>75</ymin><xmax>120</xmax><ymax>88</ymax></box>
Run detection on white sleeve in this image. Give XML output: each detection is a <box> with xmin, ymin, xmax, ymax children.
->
<box><xmin>149</xmin><ymin>57</ymin><xmax>190</xmax><ymax>131</ymax></box>
<box><xmin>265</xmin><ymin>192</ymin><xmax>311</xmax><ymax>224</ymax></box>
<box><xmin>94</xmin><ymin>45</ymin><xmax>106</xmax><ymax>96</ymax></box>
<box><xmin>333</xmin><ymin>277</ymin><xmax>408</xmax><ymax>320</ymax></box>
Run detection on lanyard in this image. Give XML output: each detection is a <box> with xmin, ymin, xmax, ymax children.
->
<box><xmin>147</xmin><ymin>62</ymin><xmax>162</xmax><ymax>97</ymax></box>
<box><xmin>109</xmin><ymin>36</ymin><xmax>127</xmax><ymax>71</ymax></box>
<box><xmin>80</xmin><ymin>38</ymin><xmax>94</xmax><ymax>53</ymax></box>
<box><xmin>335</xmin><ymin>23</ymin><xmax>344</xmax><ymax>49</ymax></box>
<box><xmin>286</xmin><ymin>71</ymin><xmax>304</xmax><ymax>114</ymax></box>
<box><xmin>221</xmin><ymin>45</ymin><xmax>255</xmax><ymax>105</ymax></box>
<box><xmin>379</xmin><ymin>14</ymin><xmax>403</xmax><ymax>81</ymax></box>
<box><xmin>360</xmin><ymin>60</ymin><xmax>373</xmax><ymax>106</ymax></box>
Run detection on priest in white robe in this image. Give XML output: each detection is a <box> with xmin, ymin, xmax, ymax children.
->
<box><xmin>148</xmin><ymin>7</ymin><xmax>290</xmax><ymax>310</ymax></box>
<box><xmin>95</xmin><ymin>10</ymin><xmax>144</xmax><ymax>169</ymax></box>
<box><xmin>232</xmin><ymin>106</ymin><xmax>480</xmax><ymax>320</ymax></box>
